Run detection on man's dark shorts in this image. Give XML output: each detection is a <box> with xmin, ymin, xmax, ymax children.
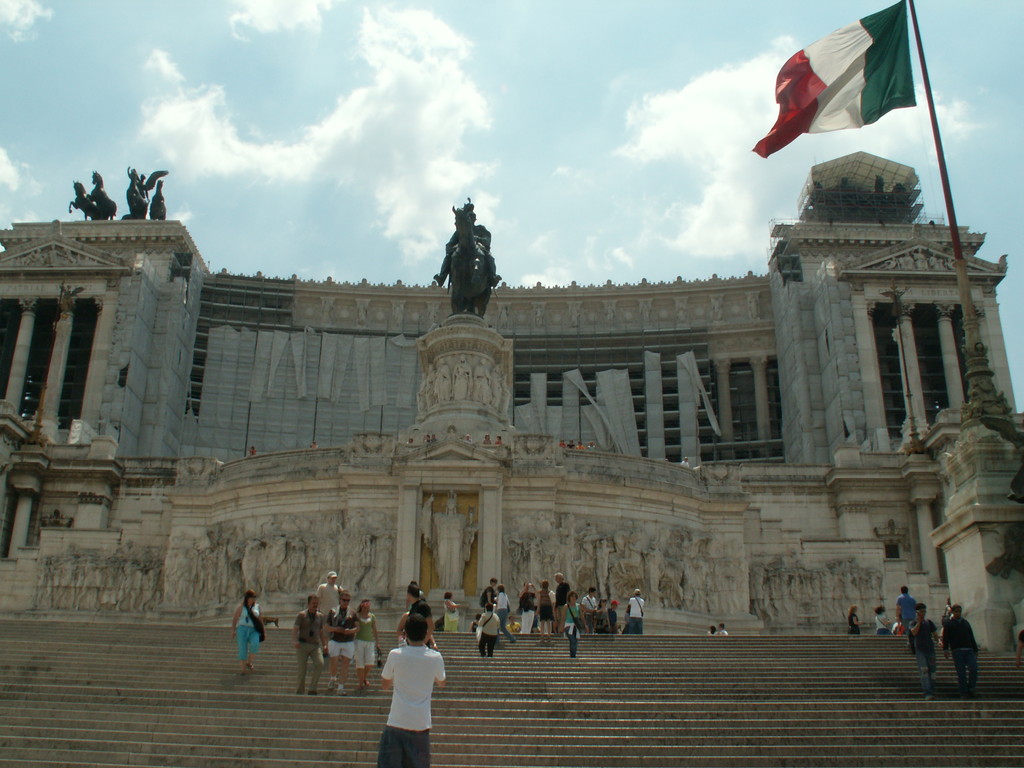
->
<box><xmin>377</xmin><ymin>725</ymin><xmax>431</xmax><ymax>768</ymax></box>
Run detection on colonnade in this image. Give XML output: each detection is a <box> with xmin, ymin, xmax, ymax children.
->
<box><xmin>851</xmin><ymin>296</ymin><xmax>1014</xmax><ymax>442</ymax></box>
<box><xmin>3</xmin><ymin>294</ymin><xmax>112</xmax><ymax>430</ymax></box>
<box><xmin>713</xmin><ymin>355</ymin><xmax>773</xmax><ymax>444</ymax></box>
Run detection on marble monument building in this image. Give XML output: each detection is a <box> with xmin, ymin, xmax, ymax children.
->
<box><xmin>1</xmin><ymin>153</ymin><xmax>1022</xmax><ymax>648</ymax></box>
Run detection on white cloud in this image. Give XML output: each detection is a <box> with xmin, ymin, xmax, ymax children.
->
<box><xmin>144</xmin><ymin>49</ymin><xmax>185</xmax><ymax>87</ymax></box>
<box><xmin>614</xmin><ymin>39</ymin><xmax>975</xmax><ymax>264</ymax></box>
<box><xmin>616</xmin><ymin>41</ymin><xmax>793</xmax><ymax>260</ymax></box>
<box><xmin>0</xmin><ymin>146</ymin><xmax>19</xmax><ymax>190</ymax></box>
<box><xmin>141</xmin><ymin>8</ymin><xmax>494</xmax><ymax>264</ymax></box>
<box><xmin>0</xmin><ymin>0</ymin><xmax>51</xmax><ymax>41</ymax></box>
<box><xmin>228</xmin><ymin>0</ymin><xmax>340</xmax><ymax>37</ymax></box>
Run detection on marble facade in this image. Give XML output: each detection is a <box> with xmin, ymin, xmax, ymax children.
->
<box><xmin>1</xmin><ymin>153</ymin><xmax>1022</xmax><ymax>647</ymax></box>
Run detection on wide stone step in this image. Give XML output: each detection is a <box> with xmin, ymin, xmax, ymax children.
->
<box><xmin>0</xmin><ymin>620</ymin><xmax>1018</xmax><ymax>768</ymax></box>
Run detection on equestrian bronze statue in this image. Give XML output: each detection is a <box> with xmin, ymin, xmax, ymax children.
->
<box><xmin>433</xmin><ymin>199</ymin><xmax>501</xmax><ymax>317</ymax></box>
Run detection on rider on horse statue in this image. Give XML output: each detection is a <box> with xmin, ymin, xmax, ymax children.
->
<box><xmin>433</xmin><ymin>199</ymin><xmax>501</xmax><ymax>317</ymax></box>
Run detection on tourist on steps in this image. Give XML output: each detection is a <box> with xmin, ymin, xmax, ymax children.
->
<box><xmin>564</xmin><ymin>590</ymin><xmax>582</xmax><ymax>658</ymax></box>
<box><xmin>895</xmin><ymin>586</ymin><xmax>917</xmax><ymax>633</ymax></box>
<box><xmin>537</xmin><ymin>579</ymin><xmax>555</xmax><ymax>644</ymax></box>
<box><xmin>443</xmin><ymin>591</ymin><xmax>460</xmax><ymax>633</ymax></box>
<box><xmin>493</xmin><ymin>584</ymin><xmax>516</xmax><ymax>644</ymax></box>
<box><xmin>292</xmin><ymin>594</ymin><xmax>327</xmax><ymax>694</ymax></box>
<box><xmin>554</xmin><ymin>572</ymin><xmax>570</xmax><ymax>628</ymax></box>
<box><xmin>909</xmin><ymin>602</ymin><xmax>939</xmax><ymax>700</ymax></box>
<box><xmin>354</xmin><ymin>598</ymin><xmax>381</xmax><ymax>692</ymax></box>
<box><xmin>230</xmin><ymin>589</ymin><xmax>263</xmax><ymax>674</ymax></box>
<box><xmin>624</xmin><ymin>589</ymin><xmax>645</xmax><ymax>634</ymax></box>
<box><xmin>874</xmin><ymin>606</ymin><xmax>892</xmax><ymax>635</ymax></box>
<box><xmin>477</xmin><ymin>603</ymin><xmax>499</xmax><ymax>657</ymax></box>
<box><xmin>847</xmin><ymin>605</ymin><xmax>862</xmax><ymax>635</ymax></box>
<box><xmin>325</xmin><ymin>589</ymin><xmax>356</xmax><ymax>695</ymax></box>
<box><xmin>942</xmin><ymin>604</ymin><xmax>979</xmax><ymax>698</ymax></box>
<box><xmin>377</xmin><ymin>613</ymin><xmax>446</xmax><ymax>768</ymax></box>
<box><xmin>518</xmin><ymin>582</ymin><xmax>536</xmax><ymax>635</ymax></box>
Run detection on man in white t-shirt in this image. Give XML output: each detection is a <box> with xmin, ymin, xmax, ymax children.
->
<box><xmin>625</xmin><ymin>589</ymin><xmax>645</xmax><ymax>635</ymax></box>
<box><xmin>377</xmin><ymin>613</ymin><xmax>446</xmax><ymax>768</ymax></box>
<box><xmin>316</xmin><ymin>571</ymin><xmax>341</xmax><ymax>617</ymax></box>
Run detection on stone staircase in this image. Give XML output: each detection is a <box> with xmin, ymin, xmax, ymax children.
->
<box><xmin>0</xmin><ymin>620</ymin><xmax>1022</xmax><ymax>767</ymax></box>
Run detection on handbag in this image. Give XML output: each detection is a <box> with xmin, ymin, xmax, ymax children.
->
<box><xmin>247</xmin><ymin>604</ymin><xmax>266</xmax><ymax>643</ymax></box>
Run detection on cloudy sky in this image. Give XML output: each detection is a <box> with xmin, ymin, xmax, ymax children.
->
<box><xmin>1</xmin><ymin>1</ymin><xmax>1021</xmax><ymax>404</ymax></box>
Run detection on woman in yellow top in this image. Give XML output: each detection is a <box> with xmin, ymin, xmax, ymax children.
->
<box><xmin>354</xmin><ymin>598</ymin><xmax>381</xmax><ymax>691</ymax></box>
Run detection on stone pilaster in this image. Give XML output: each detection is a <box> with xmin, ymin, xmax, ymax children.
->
<box><xmin>855</xmin><ymin>298</ymin><xmax>887</xmax><ymax>442</ymax></box>
<box><xmin>751</xmin><ymin>355</ymin><xmax>771</xmax><ymax>442</ymax></box>
<box><xmin>935</xmin><ymin>303</ymin><xmax>964</xmax><ymax>410</ymax></box>
<box><xmin>715</xmin><ymin>358</ymin><xmax>734</xmax><ymax>443</ymax></box>
<box><xmin>80</xmin><ymin>296</ymin><xmax>116</xmax><ymax>428</ymax></box>
<box><xmin>40</xmin><ymin>300</ymin><xmax>75</xmax><ymax>429</ymax></box>
<box><xmin>896</xmin><ymin>304</ymin><xmax>928</xmax><ymax>431</ymax></box>
<box><xmin>5</xmin><ymin>299</ymin><xmax>37</xmax><ymax>413</ymax></box>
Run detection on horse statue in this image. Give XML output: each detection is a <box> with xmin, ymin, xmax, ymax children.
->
<box><xmin>123</xmin><ymin>167</ymin><xmax>169</xmax><ymax>220</ymax></box>
<box><xmin>434</xmin><ymin>199</ymin><xmax>500</xmax><ymax>317</ymax></box>
<box><xmin>68</xmin><ymin>172</ymin><xmax>117</xmax><ymax>220</ymax></box>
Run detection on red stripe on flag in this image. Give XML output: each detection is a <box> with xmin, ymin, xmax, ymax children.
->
<box><xmin>753</xmin><ymin>50</ymin><xmax>828</xmax><ymax>158</ymax></box>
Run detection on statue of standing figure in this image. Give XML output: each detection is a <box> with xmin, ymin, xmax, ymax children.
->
<box><xmin>431</xmin><ymin>490</ymin><xmax>475</xmax><ymax>589</ymax></box>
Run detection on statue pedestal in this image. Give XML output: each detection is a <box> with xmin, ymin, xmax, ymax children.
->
<box><xmin>933</xmin><ymin>422</ymin><xmax>1024</xmax><ymax>651</ymax></box>
<box><xmin>407</xmin><ymin>314</ymin><xmax>514</xmax><ymax>441</ymax></box>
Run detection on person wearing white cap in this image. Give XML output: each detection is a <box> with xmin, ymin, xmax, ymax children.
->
<box><xmin>317</xmin><ymin>571</ymin><xmax>342</xmax><ymax>617</ymax></box>
<box><xmin>625</xmin><ymin>589</ymin><xmax>645</xmax><ymax>635</ymax></box>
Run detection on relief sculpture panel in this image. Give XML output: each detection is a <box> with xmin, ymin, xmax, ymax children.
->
<box><xmin>36</xmin><ymin>543</ymin><xmax>165</xmax><ymax>612</ymax></box>
<box><xmin>503</xmin><ymin>513</ymin><xmax>746</xmax><ymax>616</ymax></box>
<box><xmin>161</xmin><ymin>510</ymin><xmax>395</xmax><ymax>609</ymax></box>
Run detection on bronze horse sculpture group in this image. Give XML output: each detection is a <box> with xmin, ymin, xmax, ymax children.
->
<box><xmin>69</xmin><ymin>168</ymin><xmax>168</xmax><ymax>221</ymax></box>
<box><xmin>68</xmin><ymin>172</ymin><xmax>117</xmax><ymax>220</ymax></box>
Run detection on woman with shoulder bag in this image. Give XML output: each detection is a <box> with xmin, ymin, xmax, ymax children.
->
<box><xmin>478</xmin><ymin>604</ymin><xmax>500</xmax><ymax>657</ymax></box>
<box><xmin>231</xmin><ymin>589</ymin><xmax>264</xmax><ymax>674</ymax></box>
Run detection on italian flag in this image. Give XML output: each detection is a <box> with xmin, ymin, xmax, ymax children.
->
<box><xmin>753</xmin><ymin>1</ymin><xmax>916</xmax><ymax>158</ymax></box>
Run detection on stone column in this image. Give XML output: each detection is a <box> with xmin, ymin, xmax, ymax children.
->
<box><xmin>9</xmin><ymin>487</ymin><xmax>37</xmax><ymax>551</ymax></box>
<box><xmin>750</xmin><ymin>355</ymin><xmax>771</xmax><ymax>442</ymax></box>
<box><xmin>476</xmin><ymin>482</ymin><xmax>503</xmax><ymax>589</ymax></box>
<box><xmin>853</xmin><ymin>298</ymin><xmax>887</xmax><ymax>439</ymax></box>
<box><xmin>912</xmin><ymin>497</ymin><xmax>940</xmax><ymax>579</ymax></box>
<box><xmin>714</xmin><ymin>358</ymin><xmax>733</xmax><ymax>443</ymax></box>
<box><xmin>40</xmin><ymin>300</ymin><xmax>75</xmax><ymax>426</ymax></box>
<box><xmin>80</xmin><ymin>296</ymin><xmax>116</xmax><ymax>427</ymax></box>
<box><xmin>5</xmin><ymin>299</ymin><xmax>37</xmax><ymax>411</ymax></box>
<box><xmin>897</xmin><ymin>304</ymin><xmax>928</xmax><ymax>429</ymax></box>
<box><xmin>393</xmin><ymin>482</ymin><xmax>421</xmax><ymax>596</ymax></box>
<box><xmin>935</xmin><ymin>304</ymin><xmax>964</xmax><ymax>410</ymax></box>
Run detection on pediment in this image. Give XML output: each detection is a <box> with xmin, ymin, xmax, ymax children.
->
<box><xmin>844</xmin><ymin>240</ymin><xmax>1005</xmax><ymax>276</ymax></box>
<box><xmin>0</xmin><ymin>236</ymin><xmax>128</xmax><ymax>273</ymax></box>
<box><xmin>409</xmin><ymin>439</ymin><xmax>506</xmax><ymax>464</ymax></box>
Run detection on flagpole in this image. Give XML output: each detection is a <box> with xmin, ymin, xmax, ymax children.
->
<box><xmin>905</xmin><ymin>0</ymin><xmax>1013</xmax><ymax>427</ymax></box>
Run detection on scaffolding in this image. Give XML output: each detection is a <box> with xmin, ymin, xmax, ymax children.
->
<box><xmin>797</xmin><ymin>152</ymin><xmax>924</xmax><ymax>225</ymax></box>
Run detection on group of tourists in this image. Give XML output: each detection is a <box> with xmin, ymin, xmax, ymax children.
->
<box><xmin>230</xmin><ymin>572</ymin><xmax>446</xmax><ymax>766</ymax></box>
<box><xmin>461</xmin><ymin>573</ymin><xmax>647</xmax><ymax>659</ymax></box>
<box><xmin>845</xmin><ymin>585</ymin><xmax>981</xmax><ymax>700</ymax></box>
<box><xmin>230</xmin><ymin>571</ymin><xmax>382</xmax><ymax>696</ymax></box>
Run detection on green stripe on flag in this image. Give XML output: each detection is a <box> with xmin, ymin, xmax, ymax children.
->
<box><xmin>860</xmin><ymin>1</ymin><xmax>916</xmax><ymax>124</ymax></box>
